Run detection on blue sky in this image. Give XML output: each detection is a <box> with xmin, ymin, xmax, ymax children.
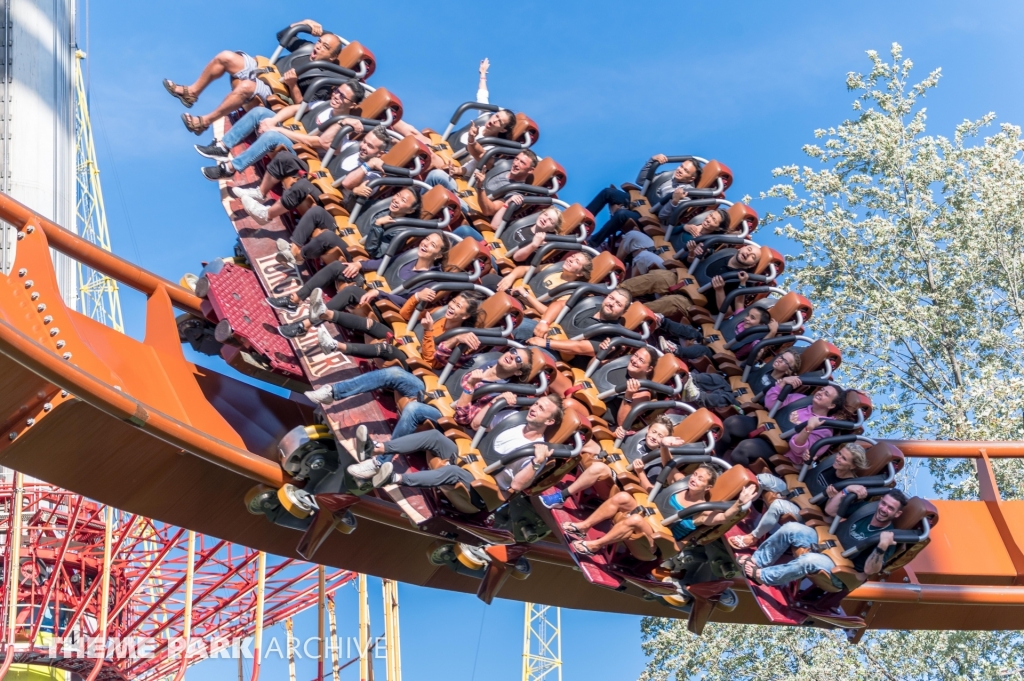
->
<box><xmin>77</xmin><ymin>1</ymin><xmax>1024</xmax><ymax>679</ymax></box>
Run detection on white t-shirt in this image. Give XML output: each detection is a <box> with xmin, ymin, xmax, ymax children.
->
<box><xmin>314</xmin><ymin>106</ymin><xmax>334</xmax><ymax>127</ymax></box>
<box><xmin>493</xmin><ymin>424</ymin><xmax>539</xmax><ymax>455</ymax></box>
<box><xmin>491</xmin><ymin>422</ymin><xmax>546</xmax><ymax>492</ymax></box>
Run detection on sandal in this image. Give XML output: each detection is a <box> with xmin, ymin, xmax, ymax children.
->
<box><xmin>181</xmin><ymin>113</ymin><xmax>209</xmax><ymax>136</ymax></box>
<box><xmin>561</xmin><ymin>522</ymin><xmax>585</xmax><ymax>540</ymax></box>
<box><xmin>163</xmin><ymin>79</ymin><xmax>197</xmax><ymax>108</ymax></box>
<box><xmin>728</xmin><ymin>533</ymin><xmax>756</xmax><ymax>550</ymax></box>
<box><xmin>571</xmin><ymin>539</ymin><xmax>595</xmax><ymax>556</ymax></box>
<box><xmin>738</xmin><ymin>556</ymin><xmax>763</xmax><ymax>585</ymax></box>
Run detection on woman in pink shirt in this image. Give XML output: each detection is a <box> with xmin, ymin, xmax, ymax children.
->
<box><xmin>727</xmin><ymin>378</ymin><xmax>845</xmax><ymax>467</ymax></box>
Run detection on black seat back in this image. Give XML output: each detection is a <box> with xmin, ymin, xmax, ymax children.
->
<box><xmin>526</xmin><ymin>262</ymin><xmax>568</xmax><ymax>298</ymax></box>
<box><xmin>326</xmin><ymin>140</ymin><xmax>361</xmax><ymax>179</ymax></box>
<box><xmin>691</xmin><ymin>249</ymin><xmax>736</xmax><ymax>287</ymax></box>
<box><xmin>559</xmin><ymin>297</ymin><xmax>605</xmax><ymax>338</ymax></box>
<box><xmin>645</xmin><ymin>171</ymin><xmax>674</xmax><ymax>204</ymax></box>
<box><xmin>481</xmin><ymin>158</ymin><xmax>514</xmax><ymax>195</ymax></box>
<box><xmin>717</xmin><ymin>302</ymin><xmax>771</xmax><ymax>343</ymax></box>
<box><xmin>500</xmin><ymin>214</ymin><xmax>542</xmax><ymax>251</ymax></box>
<box><xmin>300</xmin><ymin>102</ymin><xmax>332</xmax><ymax>132</ymax></box>
<box><xmin>448</xmin><ymin>113</ymin><xmax>492</xmax><ymax>156</ymax></box>
<box><xmin>772</xmin><ymin>395</ymin><xmax>812</xmax><ymax>429</ymax></box>
<box><xmin>589</xmin><ymin>356</ymin><xmax>631</xmax><ymax>393</ymax></box>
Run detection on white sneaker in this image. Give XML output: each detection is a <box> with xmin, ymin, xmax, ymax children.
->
<box><xmin>309</xmin><ymin>288</ymin><xmax>328</xmax><ymax>322</ymax></box>
<box><xmin>347</xmin><ymin>458</ymin><xmax>381</xmax><ymax>481</ymax></box>
<box><xmin>371</xmin><ymin>461</ymin><xmax>394</xmax><ymax>488</ymax></box>
<box><xmin>317</xmin><ymin>325</ymin><xmax>338</xmax><ymax>355</ymax></box>
<box><xmin>659</xmin><ymin>336</ymin><xmax>678</xmax><ymax>354</ymax></box>
<box><xmin>276</xmin><ymin>238</ymin><xmax>297</xmax><ymax>265</ymax></box>
<box><xmin>682</xmin><ymin>373</ymin><xmax>700</xmax><ymax>402</ymax></box>
<box><xmin>304</xmin><ymin>385</ymin><xmax>335</xmax><ymax>405</ymax></box>
<box><xmin>241</xmin><ymin>195</ymin><xmax>270</xmax><ymax>224</ymax></box>
<box><xmin>231</xmin><ymin>185</ymin><xmax>264</xmax><ymax>201</ymax></box>
<box><xmin>355</xmin><ymin>424</ymin><xmax>369</xmax><ymax>462</ymax></box>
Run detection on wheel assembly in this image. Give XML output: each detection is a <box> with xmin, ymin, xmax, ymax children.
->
<box><xmin>244</xmin><ymin>484</ymin><xmax>280</xmax><ymax>515</ymax></box>
<box><xmin>454</xmin><ymin>543</ymin><xmax>489</xmax><ymax>570</ymax></box>
<box><xmin>277</xmin><ymin>425</ymin><xmax>339</xmax><ymax>482</ymax></box>
<box><xmin>335</xmin><ymin>510</ymin><xmax>358</xmax><ymax>535</ymax></box>
<box><xmin>716</xmin><ymin>587</ymin><xmax>739</xmax><ymax>612</ymax></box>
<box><xmin>509</xmin><ymin>556</ymin><xmax>532</xmax><ymax>580</ymax></box>
<box><xmin>426</xmin><ymin>540</ymin><xmax>456</xmax><ymax>566</ymax></box>
<box><xmin>277</xmin><ymin>484</ymin><xmax>314</xmax><ymax>519</ymax></box>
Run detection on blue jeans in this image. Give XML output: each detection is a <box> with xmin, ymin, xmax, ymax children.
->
<box><xmin>425</xmin><ymin>169</ymin><xmax>472</xmax><ymax>216</ymax></box>
<box><xmin>513</xmin><ymin>317</ymin><xmax>539</xmax><ymax>342</ymax></box>
<box><xmin>752</xmin><ymin>522</ymin><xmax>834</xmax><ymax>586</ymax></box>
<box><xmin>392</xmin><ymin>401</ymin><xmax>442</xmax><ymax>439</ymax></box>
<box><xmin>224</xmin><ymin>108</ymin><xmax>294</xmax><ymax>172</ymax></box>
<box><xmin>752</xmin><ymin>473</ymin><xmax>801</xmax><ymax>538</ymax></box>
<box><xmin>588</xmin><ymin>210</ymin><xmax>641</xmax><ymax>246</ymax></box>
<box><xmin>223</xmin><ymin>107</ymin><xmax>276</xmax><ymax>147</ymax></box>
<box><xmin>586</xmin><ymin>186</ymin><xmax>639</xmax><ymax>246</ymax></box>
<box><xmin>454</xmin><ymin>225</ymin><xmax>484</xmax><ymax>241</ymax></box>
<box><xmin>330</xmin><ymin>366</ymin><xmax>425</xmax><ymax>402</ymax></box>
<box><xmin>586</xmin><ymin>186</ymin><xmax>630</xmax><ymax>216</ymax></box>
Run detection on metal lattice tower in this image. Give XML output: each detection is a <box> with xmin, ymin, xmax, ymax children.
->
<box><xmin>74</xmin><ymin>49</ymin><xmax>124</xmax><ymax>332</ymax></box>
<box><xmin>522</xmin><ymin>603</ymin><xmax>561</xmax><ymax>681</ymax></box>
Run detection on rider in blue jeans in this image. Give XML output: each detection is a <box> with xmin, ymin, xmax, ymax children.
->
<box><xmin>586</xmin><ymin>185</ymin><xmax>641</xmax><ymax>247</ymax></box>
<box><xmin>201</xmin><ymin>107</ymin><xmax>294</xmax><ymax>179</ymax></box>
<box><xmin>303</xmin><ymin>366</ymin><xmax>441</xmax><ymax>438</ymax></box>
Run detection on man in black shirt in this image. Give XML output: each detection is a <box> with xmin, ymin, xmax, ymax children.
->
<box><xmin>524</xmin><ymin>288</ymin><xmax>632</xmax><ymax>357</ymax></box>
<box><xmin>618</xmin><ymin>244</ymin><xmax>762</xmax><ymax>318</ymax></box>
<box><xmin>740</xmin><ymin>489</ymin><xmax>907</xmax><ymax>587</ymax></box>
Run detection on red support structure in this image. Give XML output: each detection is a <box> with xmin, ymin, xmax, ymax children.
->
<box><xmin>0</xmin><ymin>471</ymin><xmax>356</xmax><ymax>680</ymax></box>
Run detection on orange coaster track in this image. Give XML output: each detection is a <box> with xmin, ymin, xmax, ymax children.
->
<box><xmin>1</xmin><ymin>193</ymin><xmax>1022</xmax><ymax>631</ymax></box>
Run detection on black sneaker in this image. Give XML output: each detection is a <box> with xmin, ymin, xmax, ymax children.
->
<box><xmin>201</xmin><ymin>163</ymin><xmax>233</xmax><ymax>181</ymax></box>
<box><xmin>266</xmin><ymin>296</ymin><xmax>298</xmax><ymax>312</ymax></box>
<box><xmin>195</xmin><ymin>141</ymin><xmax>230</xmax><ymax>160</ymax></box>
<box><xmin>277</xmin><ymin>321</ymin><xmax>309</xmax><ymax>338</ymax></box>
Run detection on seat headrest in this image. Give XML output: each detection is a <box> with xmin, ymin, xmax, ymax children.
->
<box><xmin>696</xmin><ymin>160</ymin><xmax>724</xmax><ymax>191</ymax></box>
<box><xmin>894</xmin><ymin>496</ymin><xmax>939</xmax><ymax>531</ymax></box>
<box><xmin>559</xmin><ymin>203</ymin><xmax>594</xmax><ymax>236</ymax></box>
<box><xmin>652</xmin><ymin>353</ymin><xmax>688</xmax><ymax>385</ymax></box>
<box><xmin>715</xmin><ymin>161</ymin><xmax>733</xmax><ymax>191</ymax></box>
<box><xmin>673</xmin><ymin>408</ymin><xmax>723</xmax><ymax>443</ymax></box>
<box><xmin>546</xmin><ymin>398</ymin><xmax>591</xmax><ymax>444</ymax></box>
<box><xmin>622</xmin><ymin>302</ymin><xmax>657</xmax><ymax>331</ymax></box>
<box><xmin>380</xmin><ymin>136</ymin><xmax>430</xmax><ymax>177</ymax></box>
<box><xmin>527</xmin><ymin>348</ymin><xmax>557</xmax><ymax>382</ymax></box>
<box><xmin>589</xmin><ymin>252</ymin><xmax>625</xmax><ymax>284</ymax></box>
<box><xmin>753</xmin><ymin>246</ymin><xmax>784</xmax><ymax>276</ymax></box>
<box><xmin>447</xmin><ymin>238</ymin><xmax>485</xmax><ymax>271</ymax></box>
<box><xmin>357</xmin><ymin>87</ymin><xmax>403</xmax><ymax>125</ymax></box>
<box><xmin>845</xmin><ymin>389</ymin><xmax>872</xmax><ymax>420</ymax></box>
<box><xmin>769</xmin><ymin>291</ymin><xmax>813</xmax><ymax>324</ymax></box>
<box><xmin>478</xmin><ymin>292</ymin><xmax>522</xmax><ymax>328</ymax></box>
<box><xmin>727</xmin><ymin>202</ymin><xmax>758</xmax><ymax>233</ymax></box>
<box><xmin>797</xmin><ymin>339</ymin><xmax>842</xmax><ymax>373</ymax></box>
<box><xmin>512</xmin><ymin>113</ymin><xmax>539</xmax><ymax>146</ymax></box>
<box><xmin>337</xmin><ymin>41</ymin><xmax>376</xmax><ymax>80</ymax></box>
<box><xmin>708</xmin><ymin>465</ymin><xmax>757</xmax><ymax>502</ymax></box>
<box><xmin>531</xmin><ymin>158</ymin><xmax>566</xmax><ymax>191</ymax></box>
<box><xmin>863</xmin><ymin>443</ymin><xmax>904</xmax><ymax>477</ymax></box>
<box><xmin>419</xmin><ymin>185</ymin><xmax>460</xmax><ymax>220</ymax></box>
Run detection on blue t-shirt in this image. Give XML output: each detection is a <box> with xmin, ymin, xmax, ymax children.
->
<box><xmin>667</xmin><ymin>494</ymin><xmax>699</xmax><ymax>541</ymax></box>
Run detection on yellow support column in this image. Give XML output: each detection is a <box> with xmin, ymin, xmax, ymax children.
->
<box><xmin>522</xmin><ymin>603</ymin><xmax>561</xmax><ymax>681</ymax></box>
<box><xmin>359</xmin><ymin>574</ymin><xmax>372</xmax><ymax>681</ymax></box>
<box><xmin>382</xmin><ymin>579</ymin><xmax>401</xmax><ymax>681</ymax></box>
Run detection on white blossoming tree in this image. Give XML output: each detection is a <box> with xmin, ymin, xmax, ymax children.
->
<box><xmin>638</xmin><ymin>44</ymin><xmax>1024</xmax><ymax>680</ymax></box>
